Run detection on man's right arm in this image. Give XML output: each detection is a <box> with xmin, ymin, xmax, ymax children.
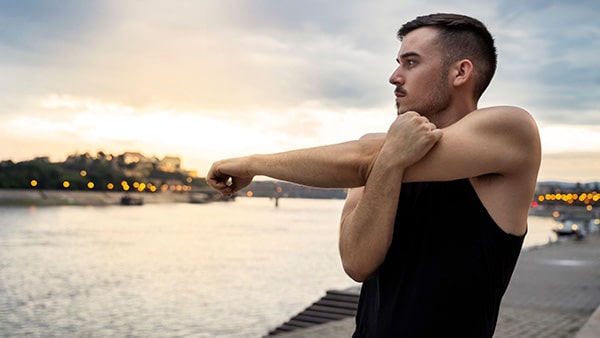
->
<box><xmin>338</xmin><ymin>113</ymin><xmax>441</xmax><ymax>281</ymax></box>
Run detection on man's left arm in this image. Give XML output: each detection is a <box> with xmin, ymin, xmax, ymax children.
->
<box><xmin>206</xmin><ymin>135</ymin><xmax>384</xmax><ymax>196</ymax></box>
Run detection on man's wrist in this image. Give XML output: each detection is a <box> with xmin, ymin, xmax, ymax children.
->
<box><xmin>246</xmin><ymin>154</ymin><xmax>261</xmax><ymax>177</ymax></box>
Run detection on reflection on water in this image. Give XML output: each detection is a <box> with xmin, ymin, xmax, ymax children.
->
<box><xmin>0</xmin><ymin>199</ymin><xmax>352</xmax><ymax>337</ymax></box>
<box><xmin>0</xmin><ymin>198</ymin><xmax>557</xmax><ymax>337</ymax></box>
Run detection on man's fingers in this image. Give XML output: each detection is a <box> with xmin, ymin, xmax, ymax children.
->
<box><xmin>431</xmin><ymin>128</ymin><xmax>443</xmax><ymax>140</ymax></box>
<box><xmin>205</xmin><ymin>157</ymin><xmax>254</xmax><ymax>196</ymax></box>
<box><xmin>206</xmin><ymin>169</ymin><xmax>233</xmax><ymax>194</ymax></box>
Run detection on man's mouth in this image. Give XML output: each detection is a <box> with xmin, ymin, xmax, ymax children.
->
<box><xmin>394</xmin><ymin>88</ymin><xmax>407</xmax><ymax>97</ymax></box>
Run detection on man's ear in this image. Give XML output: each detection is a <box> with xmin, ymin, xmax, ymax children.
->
<box><xmin>452</xmin><ymin>59</ymin><xmax>474</xmax><ymax>87</ymax></box>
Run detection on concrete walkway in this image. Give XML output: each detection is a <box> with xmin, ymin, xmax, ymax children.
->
<box><xmin>274</xmin><ymin>233</ymin><xmax>600</xmax><ymax>337</ymax></box>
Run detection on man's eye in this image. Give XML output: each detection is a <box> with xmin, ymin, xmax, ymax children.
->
<box><xmin>407</xmin><ymin>60</ymin><xmax>416</xmax><ymax>66</ymax></box>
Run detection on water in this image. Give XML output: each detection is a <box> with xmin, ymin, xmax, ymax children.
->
<box><xmin>0</xmin><ymin>198</ymin><xmax>557</xmax><ymax>337</ymax></box>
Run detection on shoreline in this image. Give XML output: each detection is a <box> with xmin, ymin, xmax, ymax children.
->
<box><xmin>0</xmin><ymin>188</ymin><xmax>197</xmax><ymax>206</ymax></box>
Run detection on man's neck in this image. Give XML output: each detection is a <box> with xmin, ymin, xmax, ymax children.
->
<box><xmin>432</xmin><ymin>101</ymin><xmax>478</xmax><ymax>128</ymax></box>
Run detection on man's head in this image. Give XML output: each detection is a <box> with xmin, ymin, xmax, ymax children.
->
<box><xmin>398</xmin><ymin>13</ymin><xmax>497</xmax><ymax>101</ymax></box>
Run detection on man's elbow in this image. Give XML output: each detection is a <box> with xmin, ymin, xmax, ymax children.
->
<box><xmin>356</xmin><ymin>134</ymin><xmax>385</xmax><ymax>183</ymax></box>
<box><xmin>342</xmin><ymin>261</ymin><xmax>373</xmax><ymax>283</ymax></box>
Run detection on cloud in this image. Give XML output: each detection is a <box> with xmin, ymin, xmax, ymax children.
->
<box><xmin>0</xmin><ymin>1</ymin><xmax>599</xmax><ymax>180</ymax></box>
<box><xmin>489</xmin><ymin>1</ymin><xmax>600</xmax><ymax>122</ymax></box>
<box><xmin>3</xmin><ymin>1</ymin><xmax>597</xmax><ymax>123</ymax></box>
<box><xmin>0</xmin><ymin>1</ymin><xmax>109</xmax><ymax>63</ymax></box>
<box><xmin>539</xmin><ymin>123</ymin><xmax>600</xmax><ymax>153</ymax></box>
<box><xmin>0</xmin><ymin>1</ymin><xmax>491</xmax><ymax>116</ymax></box>
<box><xmin>539</xmin><ymin>151</ymin><xmax>600</xmax><ymax>182</ymax></box>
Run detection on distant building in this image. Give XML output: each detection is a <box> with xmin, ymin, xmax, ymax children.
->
<box><xmin>120</xmin><ymin>152</ymin><xmax>155</xmax><ymax>178</ymax></box>
<box><xmin>158</xmin><ymin>156</ymin><xmax>182</xmax><ymax>173</ymax></box>
<box><xmin>122</xmin><ymin>152</ymin><xmax>147</xmax><ymax>166</ymax></box>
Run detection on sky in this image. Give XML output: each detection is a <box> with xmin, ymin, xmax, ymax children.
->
<box><xmin>0</xmin><ymin>0</ymin><xmax>599</xmax><ymax>182</ymax></box>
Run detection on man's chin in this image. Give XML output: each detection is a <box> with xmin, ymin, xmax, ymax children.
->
<box><xmin>396</xmin><ymin>107</ymin><xmax>413</xmax><ymax>115</ymax></box>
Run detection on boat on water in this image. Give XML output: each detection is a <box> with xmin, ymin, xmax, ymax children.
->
<box><xmin>189</xmin><ymin>192</ymin><xmax>236</xmax><ymax>203</ymax></box>
<box><xmin>553</xmin><ymin>219</ymin><xmax>584</xmax><ymax>238</ymax></box>
<box><xmin>189</xmin><ymin>192</ymin><xmax>210</xmax><ymax>204</ymax></box>
<box><xmin>120</xmin><ymin>195</ymin><xmax>144</xmax><ymax>206</ymax></box>
<box><xmin>552</xmin><ymin>216</ymin><xmax>599</xmax><ymax>239</ymax></box>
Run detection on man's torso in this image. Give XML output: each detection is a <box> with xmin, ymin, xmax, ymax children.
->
<box><xmin>353</xmin><ymin>179</ymin><xmax>524</xmax><ymax>338</ymax></box>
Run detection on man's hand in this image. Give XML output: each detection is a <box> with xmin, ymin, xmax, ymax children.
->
<box><xmin>206</xmin><ymin>157</ymin><xmax>255</xmax><ymax>197</ymax></box>
<box><xmin>382</xmin><ymin>111</ymin><xmax>442</xmax><ymax>168</ymax></box>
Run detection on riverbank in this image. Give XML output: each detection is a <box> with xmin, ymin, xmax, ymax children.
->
<box><xmin>0</xmin><ymin>189</ymin><xmax>200</xmax><ymax>206</ymax></box>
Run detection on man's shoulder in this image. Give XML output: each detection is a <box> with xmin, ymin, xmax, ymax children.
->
<box><xmin>463</xmin><ymin>105</ymin><xmax>539</xmax><ymax>139</ymax></box>
<box><xmin>449</xmin><ymin>105</ymin><xmax>541</xmax><ymax>176</ymax></box>
<box><xmin>467</xmin><ymin>105</ymin><xmax>534</xmax><ymax>121</ymax></box>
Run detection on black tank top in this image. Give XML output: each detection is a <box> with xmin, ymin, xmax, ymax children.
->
<box><xmin>353</xmin><ymin>179</ymin><xmax>525</xmax><ymax>338</ymax></box>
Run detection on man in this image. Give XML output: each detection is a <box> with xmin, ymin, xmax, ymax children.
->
<box><xmin>207</xmin><ymin>13</ymin><xmax>541</xmax><ymax>337</ymax></box>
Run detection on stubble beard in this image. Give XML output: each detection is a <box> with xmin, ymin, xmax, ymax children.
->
<box><xmin>395</xmin><ymin>74</ymin><xmax>452</xmax><ymax>119</ymax></box>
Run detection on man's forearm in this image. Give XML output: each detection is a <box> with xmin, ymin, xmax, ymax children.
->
<box><xmin>339</xmin><ymin>156</ymin><xmax>404</xmax><ymax>281</ymax></box>
<box><xmin>247</xmin><ymin>141</ymin><xmax>373</xmax><ymax>187</ymax></box>
<box><xmin>209</xmin><ymin>138</ymin><xmax>384</xmax><ymax>192</ymax></box>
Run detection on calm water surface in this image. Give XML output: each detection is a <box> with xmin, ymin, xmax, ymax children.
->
<box><xmin>0</xmin><ymin>198</ymin><xmax>557</xmax><ymax>337</ymax></box>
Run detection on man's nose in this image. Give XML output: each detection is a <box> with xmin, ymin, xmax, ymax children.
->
<box><xmin>389</xmin><ymin>66</ymin><xmax>404</xmax><ymax>85</ymax></box>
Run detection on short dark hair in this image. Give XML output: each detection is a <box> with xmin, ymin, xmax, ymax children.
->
<box><xmin>398</xmin><ymin>13</ymin><xmax>497</xmax><ymax>100</ymax></box>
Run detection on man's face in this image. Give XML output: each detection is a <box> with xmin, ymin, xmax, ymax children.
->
<box><xmin>389</xmin><ymin>27</ymin><xmax>452</xmax><ymax>118</ymax></box>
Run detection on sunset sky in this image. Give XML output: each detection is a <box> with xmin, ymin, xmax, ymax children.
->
<box><xmin>1</xmin><ymin>1</ymin><xmax>598</xmax><ymax>182</ymax></box>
